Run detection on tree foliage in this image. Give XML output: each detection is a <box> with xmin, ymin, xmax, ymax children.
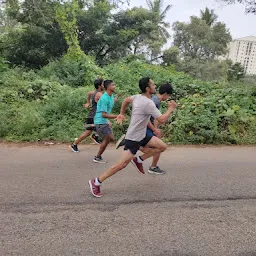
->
<box><xmin>173</xmin><ymin>16</ymin><xmax>232</xmax><ymax>60</ymax></box>
<box><xmin>162</xmin><ymin>46</ymin><xmax>180</xmax><ymax>66</ymax></box>
<box><xmin>217</xmin><ymin>0</ymin><xmax>256</xmax><ymax>14</ymax></box>
<box><xmin>0</xmin><ymin>0</ymin><xmax>67</xmax><ymax>68</ymax></box>
<box><xmin>55</xmin><ymin>0</ymin><xmax>83</xmax><ymax>58</ymax></box>
<box><xmin>227</xmin><ymin>62</ymin><xmax>245</xmax><ymax>81</ymax></box>
<box><xmin>0</xmin><ymin>0</ymin><xmax>171</xmax><ymax>67</ymax></box>
<box><xmin>200</xmin><ymin>7</ymin><xmax>218</xmax><ymax>26</ymax></box>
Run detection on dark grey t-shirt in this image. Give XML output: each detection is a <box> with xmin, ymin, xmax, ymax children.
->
<box><xmin>87</xmin><ymin>90</ymin><xmax>98</xmax><ymax>119</ymax></box>
<box><xmin>125</xmin><ymin>94</ymin><xmax>161</xmax><ymax>142</ymax></box>
<box><xmin>150</xmin><ymin>95</ymin><xmax>160</xmax><ymax>124</ymax></box>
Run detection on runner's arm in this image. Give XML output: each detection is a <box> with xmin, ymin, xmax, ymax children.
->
<box><xmin>116</xmin><ymin>96</ymin><xmax>134</xmax><ymax>124</ymax></box>
<box><xmin>95</xmin><ymin>91</ymin><xmax>102</xmax><ymax>103</ymax></box>
<box><xmin>120</xmin><ymin>97</ymin><xmax>133</xmax><ymax>115</ymax></box>
<box><xmin>84</xmin><ymin>90</ymin><xmax>94</xmax><ymax>108</ymax></box>
<box><xmin>156</xmin><ymin>101</ymin><xmax>177</xmax><ymax>124</ymax></box>
<box><xmin>147</xmin><ymin>121</ymin><xmax>155</xmax><ymax>131</ymax></box>
<box><xmin>154</xmin><ymin>119</ymin><xmax>160</xmax><ymax>128</ymax></box>
<box><xmin>102</xmin><ymin>112</ymin><xmax>118</xmax><ymax>119</ymax></box>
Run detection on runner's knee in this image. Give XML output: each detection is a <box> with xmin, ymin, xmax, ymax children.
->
<box><xmin>160</xmin><ymin>143</ymin><xmax>168</xmax><ymax>152</ymax></box>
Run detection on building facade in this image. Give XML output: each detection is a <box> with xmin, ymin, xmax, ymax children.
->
<box><xmin>227</xmin><ymin>36</ymin><xmax>256</xmax><ymax>75</ymax></box>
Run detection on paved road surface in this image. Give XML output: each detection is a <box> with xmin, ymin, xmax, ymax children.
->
<box><xmin>1</xmin><ymin>144</ymin><xmax>256</xmax><ymax>256</ymax></box>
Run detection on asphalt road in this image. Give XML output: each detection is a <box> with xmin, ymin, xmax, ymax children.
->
<box><xmin>1</xmin><ymin>144</ymin><xmax>256</xmax><ymax>256</ymax></box>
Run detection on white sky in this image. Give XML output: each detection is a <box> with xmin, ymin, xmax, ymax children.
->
<box><xmin>128</xmin><ymin>0</ymin><xmax>256</xmax><ymax>46</ymax></box>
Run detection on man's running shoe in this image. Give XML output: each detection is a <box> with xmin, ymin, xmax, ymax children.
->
<box><xmin>93</xmin><ymin>156</ymin><xmax>107</xmax><ymax>164</ymax></box>
<box><xmin>70</xmin><ymin>143</ymin><xmax>79</xmax><ymax>153</ymax></box>
<box><xmin>89</xmin><ymin>179</ymin><xmax>103</xmax><ymax>198</ymax></box>
<box><xmin>148</xmin><ymin>166</ymin><xmax>165</xmax><ymax>175</ymax></box>
<box><xmin>131</xmin><ymin>157</ymin><xmax>145</xmax><ymax>174</ymax></box>
<box><xmin>115</xmin><ymin>134</ymin><xmax>126</xmax><ymax>149</ymax></box>
<box><xmin>90</xmin><ymin>133</ymin><xmax>101</xmax><ymax>145</ymax></box>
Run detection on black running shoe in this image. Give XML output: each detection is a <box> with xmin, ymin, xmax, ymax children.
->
<box><xmin>70</xmin><ymin>143</ymin><xmax>79</xmax><ymax>153</ymax></box>
<box><xmin>90</xmin><ymin>134</ymin><xmax>101</xmax><ymax>144</ymax></box>
<box><xmin>93</xmin><ymin>156</ymin><xmax>107</xmax><ymax>164</ymax></box>
<box><xmin>148</xmin><ymin>166</ymin><xmax>165</xmax><ymax>175</ymax></box>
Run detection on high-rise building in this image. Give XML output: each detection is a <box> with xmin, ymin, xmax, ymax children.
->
<box><xmin>227</xmin><ymin>36</ymin><xmax>256</xmax><ymax>75</ymax></box>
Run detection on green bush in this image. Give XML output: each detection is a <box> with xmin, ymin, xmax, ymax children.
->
<box><xmin>0</xmin><ymin>69</ymin><xmax>63</xmax><ymax>104</ymax></box>
<box><xmin>0</xmin><ymin>57</ymin><xmax>8</xmax><ymax>73</ymax></box>
<box><xmin>167</xmin><ymin>84</ymin><xmax>256</xmax><ymax>144</ymax></box>
<box><xmin>1</xmin><ymin>86</ymin><xmax>93</xmax><ymax>142</ymax></box>
<box><xmin>39</xmin><ymin>55</ymin><xmax>105</xmax><ymax>87</ymax></box>
<box><xmin>0</xmin><ymin>59</ymin><xmax>255</xmax><ymax>144</ymax></box>
<box><xmin>0</xmin><ymin>102</ymin><xmax>17</xmax><ymax>138</ymax></box>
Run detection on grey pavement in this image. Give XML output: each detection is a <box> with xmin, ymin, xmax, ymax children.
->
<box><xmin>1</xmin><ymin>144</ymin><xmax>256</xmax><ymax>256</ymax></box>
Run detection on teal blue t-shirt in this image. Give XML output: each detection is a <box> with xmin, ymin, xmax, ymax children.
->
<box><xmin>94</xmin><ymin>92</ymin><xmax>115</xmax><ymax>124</ymax></box>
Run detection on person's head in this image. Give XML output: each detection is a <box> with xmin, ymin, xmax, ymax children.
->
<box><xmin>104</xmin><ymin>80</ymin><xmax>115</xmax><ymax>92</ymax></box>
<box><xmin>139</xmin><ymin>77</ymin><xmax>156</xmax><ymax>95</ymax></box>
<box><xmin>158</xmin><ymin>83</ymin><xmax>173</xmax><ymax>101</ymax></box>
<box><xmin>94</xmin><ymin>78</ymin><xmax>104</xmax><ymax>90</ymax></box>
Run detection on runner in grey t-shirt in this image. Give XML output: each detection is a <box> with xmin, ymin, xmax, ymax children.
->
<box><xmin>88</xmin><ymin>77</ymin><xmax>177</xmax><ymax>198</ymax></box>
<box><xmin>125</xmin><ymin>94</ymin><xmax>162</xmax><ymax>141</ymax></box>
<box><xmin>115</xmin><ymin>83</ymin><xmax>173</xmax><ymax>175</ymax></box>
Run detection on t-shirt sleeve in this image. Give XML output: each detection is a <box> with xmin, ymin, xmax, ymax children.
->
<box><xmin>130</xmin><ymin>95</ymin><xmax>136</xmax><ymax>101</ymax></box>
<box><xmin>146</xmin><ymin>101</ymin><xmax>161</xmax><ymax>119</ymax></box>
<box><xmin>97</xmin><ymin>97</ymin><xmax>109</xmax><ymax>113</ymax></box>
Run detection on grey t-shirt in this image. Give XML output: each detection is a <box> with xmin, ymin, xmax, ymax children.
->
<box><xmin>125</xmin><ymin>94</ymin><xmax>161</xmax><ymax>142</ymax></box>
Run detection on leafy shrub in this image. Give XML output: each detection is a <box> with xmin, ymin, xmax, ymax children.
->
<box><xmin>0</xmin><ymin>68</ymin><xmax>62</xmax><ymax>103</ymax></box>
<box><xmin>18</xmin><ymin>79</ymin><xmax>58</xmax><ymax>101</ymax></box>
<box><xmin>39</xmin><ymin>55</ymin><xmax>105</xmax><ymax>87</ymax></box>
<box><xmin>0</xmin><ymin>102</ymin><xmax>17</xmax><ymax>138</ymax></box>
<box><xmin>0</xmin><ymin>60</ymin><xmax>255</xmax><ymax>144</ymax></box>
<box><xmin>168</xmin><ymin>85</ymin><xmax>256</xmax><ymax>144</ymax></box>
<box><xmin>0</xmin><ymin>57</ymin><xmax>8</xmax><ymax>73</ymax></box>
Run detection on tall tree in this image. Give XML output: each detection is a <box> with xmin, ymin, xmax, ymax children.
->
<box><xmin>98</xmin><ymin>7</ymin><xmax>154</xmax><ymax>64</ymax></box>
<box><xmin>173</xmin><ymin>16</ymin><xmax>232</xmax><ymax>60</ymax></box>
<box><xmin>56</xmin><ymin>0</ymin><xmax>83</xmax><ymax>58</ymax></box>
<box><xmin>0</xmin><ymin>0</ymin><xmax>68</xmax><ymax>68</ymax></box>
<box><xmin>146</xmin><ymin>0</ymin><xmax>172</xmax><ymax>59</ymax></box>
<box><xmin>77</xmin><ymin>0</ymin><xmax>113</xmax><ymax>59</ymax></box>
<box><xmin>78</xmin><ymin>6</ymin><xmax>163</xmax><ymax>65</ymax></box>
<box><xmin>227</xmin><ymin>62</ymin><xmax>245</xmax><ymax>81</ymax></box>
<box><xmin>162</xmin><ymin>46</ymin><xmax>180</xmax><ymax>66</ymax></box>
<box><xmin>200</xmin><ymin>7</ymin><xmax>218</xmax><ymax>26</ymax></box>
<box><xmin>146</xmin><ymin>0</ymin><xmax>172</xmax><ymax>40</ymax></box>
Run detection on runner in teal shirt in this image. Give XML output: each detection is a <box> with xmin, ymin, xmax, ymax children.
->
<box><xmin>94</xmin><ymin>92</ymin><xmax>115</xmax><ymax>124</ymax></box>
<box><xmin>93</xmin><ymin>80</ymin><xmax>118</xmax><ymax>163</ymax></box>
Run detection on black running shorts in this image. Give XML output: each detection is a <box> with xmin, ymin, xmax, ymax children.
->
<box><xmin>124</xmin><ymin>135</ymin><xmax>153</xmax><ymax>155</ymax></box>
<box><xmin>84</xmin><ymin>118</ymin><xmax>95</xmax><ymax>131</ymax></box>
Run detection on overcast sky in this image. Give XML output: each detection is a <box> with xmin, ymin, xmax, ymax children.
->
<box><xmin>128</xmin><ymin>0</ymin><xmax>255</xmax><ymax>45</ymax></box>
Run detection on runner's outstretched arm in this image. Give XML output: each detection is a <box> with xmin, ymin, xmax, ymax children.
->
<box><xmin>156</xmin><ymin>100</ymin><xmax>177</xmax><ymax>124</ymax></box>
<box><xmin>116</xmin><ymin>96</ymin><xmax>133</xmax><ymax>124</ymax></box>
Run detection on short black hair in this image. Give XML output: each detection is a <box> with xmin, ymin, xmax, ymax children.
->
<box><xmin>139</xmin><ymin>77</ymin><xmax>150</xmax><ymax>93</ymax></box>
<box><xmin>94</xmin><ymin>78</ymin><xmax>103</xmax><ymax>89</ymax></box>
<box><xmin>158</xmin><ymin>83</ymin><xmax>173</xmax><ymax>95</ymax></box>
<box><xmin>104</xmin><ymin>80</ymin><xmax>113</xmax><ymax>90</ymax></box>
